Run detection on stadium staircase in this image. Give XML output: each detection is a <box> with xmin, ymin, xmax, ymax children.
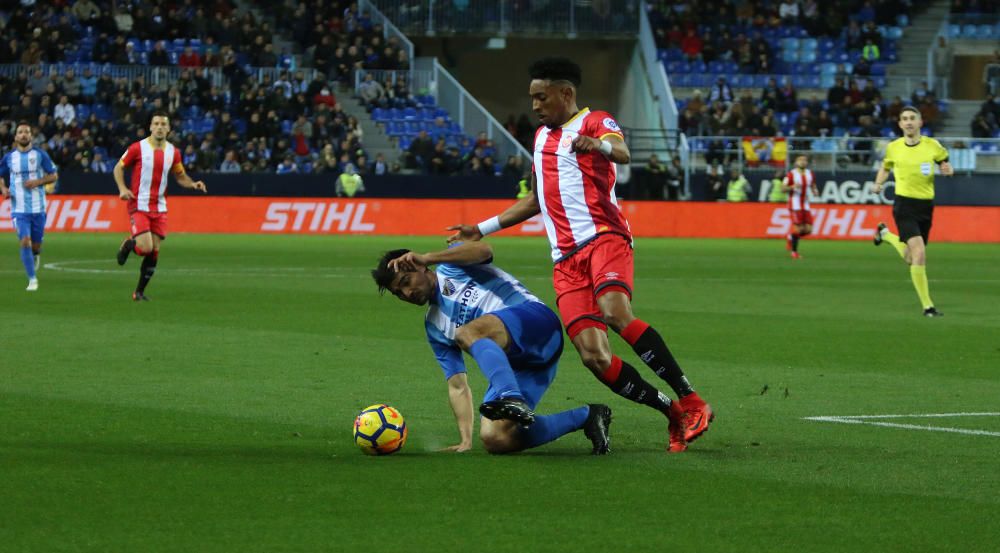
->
<box><xmin>882</xmin><ymin>0</ymin><xmax>951</xmax><ymax>102</ymax></box>
<box><xmin>232</xmin><ymin>0</ymin><xmax>402</xmax><ymax>165</ymax></box>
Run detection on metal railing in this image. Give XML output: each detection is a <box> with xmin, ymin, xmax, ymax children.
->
<box><xmin>359</xmin><ymin>0</ymin><xmax>416</xmax><ymax>69</ymax></box>
<box><xmin>639</xmin><ymin>0</ymin><xmax>677</xmax><ymax>131</ymax></box>
<box><xmin>368</xmin><ymin>0</ymin><xmax>639</xmax><ymax>36</ymax></box>
<box><xmin>685</xmin><ymin>135</ymin><xmax>1000</xmax><ymax>175</ymax></box>
<box><xmin>355</xmin><ymin>69</ymin><xmax>435</xmax><ymax>96</ymax></box>
<box><xmin>420</xmin><ymin>57</ymin><xmax>531</xmax><ymax>164</ymax></box>
<box><xmin>0</xmin><ymin>63</ymin><xmax>317</xmax><ymax>90</ymax></box>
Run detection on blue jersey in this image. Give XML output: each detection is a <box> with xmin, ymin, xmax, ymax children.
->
<box><xmin>425</xmin><ymin>259</ymin><xmax>543</xmax><ymax>379</ymax></box>
<box><xmin>0</xmin><ymin>148</ymin><xmax>57</xmax><ymax>214</ymax></box>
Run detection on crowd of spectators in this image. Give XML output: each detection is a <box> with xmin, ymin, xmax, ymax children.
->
<box><xmin>267</xmin><ymin>0</ymin><xmax>411</xmax><ymax>85</ymax></box>
<box><xmin>0</xmin><ymin>0</ymin><xmax>435</xmax><ymax>176</ymax></box>
<box><xmin>648</xmin><ymin>0</ymin><xmax>917</xmax><ymax>72</ymax></box>
<box><xmin>0</xmin><ymin>64</ymin><xmax>376</xmax><ymax>176</ymax></box>
<box><xmin>971</xmin><ymin>94</ymin><xmax>1000</xmax><ymax>138</ymax></box>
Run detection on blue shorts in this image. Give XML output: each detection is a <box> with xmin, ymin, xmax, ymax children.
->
<box><xmin>12</xmin><ymin>213</ymin><xmax>46</xmax><ymax>243</ymax></box>
<box><xmin>482</xmin><ymin>301</ymin><xmax>565</xmax><ymax>410</ymax></box>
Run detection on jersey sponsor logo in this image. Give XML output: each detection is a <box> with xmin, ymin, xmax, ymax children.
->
<box><xmin>442</xmin><ymin>278</ymin><xmax>457</xmax><ymax>297</ymax></box>
<box><xmin>602</xmin><ymin>117</ymin><xmax>620</xmax><ymax>132</ymax></box>
<box><xmin>766</xmin><ymin>206</ymin><xmax>878</xmax><ymax>238</ymax></box>
<box><xmin>454</xmin><ymin>284</ymin><xmax>481</xmax><ymax>327</ymax></box>
<box><xmin>261</xmin><ymin>201</ymin><xmax>376</xmax><ymax>232</ymax></box>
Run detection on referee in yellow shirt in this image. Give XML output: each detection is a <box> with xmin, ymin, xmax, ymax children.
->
<box><xmin>873</xmin><ymin>106</ymin><xmax>953</xmax><ymax>317</ymax></box>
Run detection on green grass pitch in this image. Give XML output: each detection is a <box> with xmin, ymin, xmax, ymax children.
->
<box><xmin>2</xmin><ymin>233</ymin><xmax>998</xmax><ymax>552</ymax></box>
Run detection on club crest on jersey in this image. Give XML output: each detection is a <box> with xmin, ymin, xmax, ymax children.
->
<box><xmin>602</xmin><ymin>118</ymin><xmax>620</xmax><ymax>132</ymax></box>
<box><xmin>442</xmin><ymin>278</ymin><xmax>457</xmax><ymax>296</ymax></box>
<box><xmin>559</xmin><ymin>136</ymin><xmax>573</xmax><ymax>149</ymax></box>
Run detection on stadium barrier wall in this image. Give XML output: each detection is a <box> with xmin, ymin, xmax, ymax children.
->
<box><xmin>686</xmin><ymin>171</ymin><xmax>1000</xmax><ymax>206</ymax></box>
<box><xmin>52</xmin><ymin>173</ymin><xmax>1000</xmax><ymax>205</ymax></box>
<box><xmin>3</xmin><ymin>196</ymin><xmax>999</xmax><ymax>243</ymax></box>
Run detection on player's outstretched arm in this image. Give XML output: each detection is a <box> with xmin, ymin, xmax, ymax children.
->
<box><xmin>112</xmin><ymin>161</ymin><xmax>135</xmax><ymax>200</ymax></box>
<box><xmin>389</xmin><ymin>242</ymin><xmax>493</xmax><ymax>272</ymax></box>
<box><xmin>175</xmin><ymin>168</ymin><xmax>207</xmax><ymax>193</ymax></box>
<box><xmin>447</xmin><ymin>172</ymin><xmax>541</xmax><ymax>244</ymax></box>
<box><xmin>443</xmin><ymin>373</ymin><xmax>474</xmax><ymax>452</ymax></box>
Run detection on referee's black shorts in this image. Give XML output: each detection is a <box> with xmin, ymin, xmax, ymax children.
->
<box><xmin>892</xmin><ymin>195</ymin><xmax>934</xmax><ymax>244</ymax></box>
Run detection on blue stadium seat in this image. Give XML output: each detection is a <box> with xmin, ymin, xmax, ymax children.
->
<box><xmin>76</xmin><ymin>104</ymin><xmax>91</xmax><ymax>120</ymax></box>
<box><xmin>948</xmin><ymin>24</ymin><xmax>961</xmax><ymax>37</ymax></box>
<box><xmin>708</xmin><ymin>61</ymin><xmax>725</xmax><ymax>73</ymax></box>
<box><xmin>800</xmin><ymin>38</ymin><xmax>818</xmax><ymax>52</ymax></box>
<box><xmin>723</xmin><ymin>61</ymin><xmax>739</xmax><ymax>74</ymax></box>
<box><xmin>962</xmin><ymin>24</ymin><xmax>977</xmax><ymax>38</ymax></box>
<box><xmin>977</xmin><ymin>25</ymin><xmax>994</xmax><ymax>39</ymax></box>
<box><xmin>281</xmin><ymin>120</ymin><xmax>293</xmax><ymax>134</ymax></box>
<box><xmin>896</xmin><ymin>14</ymin><xmax>909</xmax><ymax>27</ymax></box>
<box><xmin>782</xmin><ymin>50</ymin><xmax>800</xmax><ymax>63</ymax></box>
<box><xmin>402</xmin><ymin>107</ymin><xmax>418</xmax><ymax>120</ymax></box>
<box><xmin>800</xmin><ymin>51</ymin><xmax>817</xmax><ymax>63</ymax></box>
<box><xmin>386</xmin><ymin>121</ymin><xmax>404</xmax><ymax>135</ymax></box>
<box><xmin>371</xmin><ymin>107</ymin><xmax>388</xmax><ymax>121</ymax></box>
<box><xmin>398</xmin><ymin>136</ymin><xmax>412</xmax><ymax>150</ymax></box>
<box><xmin>781</xmin><ymin>38</ymin><xmax>800</xmax><ymax>51</ymax></box>
<box><xmin>871</xmin><ymin>63</ymin><xmax>887</xmax><ymax>76</ymax></box>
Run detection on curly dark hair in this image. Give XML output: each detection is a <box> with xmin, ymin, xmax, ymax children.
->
<box><xmin>529</xmin><ymin>57</ymin><xmax>582</xmax><ymax>88</ymax></box>
<box><xmin>371</xmin><ymin>249</ymin><xmax>410</xmax><ymax>295</ymax></box>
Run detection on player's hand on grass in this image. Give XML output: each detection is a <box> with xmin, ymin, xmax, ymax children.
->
<box><xmin>388</xmin><ymin>251</ymin><xmax>428</xmax><ymax>272</ymax></box>
<box><xmin>440</xmin><ymin>442</ymin><xmax>472</xmax><ymax>453</ymax></box>
<box><xmin>446</xmin><ymin>224</ymin><xmax>483</xmax><ymax>244</ymax></box>
<box><xmin>570</xmin><ymin>135</ymin><xmax>600</xmax><ymax>153</ymax></box>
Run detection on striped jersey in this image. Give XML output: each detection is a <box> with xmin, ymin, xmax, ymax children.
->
<box><xmin>533</xmin><ymin>107</ymin><xmax>631</xmax><ymax>262</ymax></box>
<box><xmin>119</xmin><ymin>138</ymin><xmax>183</xmax><ymax>213</ymax></box>
<box><xmin>425</xmin><ymin>259</ymin><xmax>542</xmax><ymax>379</ymax></box>
<box><xmin>0</xmin><ymin>147</ymin><xmax>57</xmax><ymax>214</ymax></box>
<box><xmin>784</xmin><ymin>168</ymin><xmax>814</xmax><ymax>211</ymax></box>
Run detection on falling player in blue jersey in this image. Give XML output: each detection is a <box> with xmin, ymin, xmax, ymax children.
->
<box><xmin>0</xmin><ymin>122</ymin><xmax>59</xmax><ymax>291</ymax></box>
<box><xmin>372</xmin><ymin>240</ymin><xmax>613</xmax><ymax>455</ymax></box>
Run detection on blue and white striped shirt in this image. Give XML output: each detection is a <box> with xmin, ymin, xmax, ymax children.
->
<box><xmin>425</xmin><ymin>260</ymin><xmax>542</xmax><ymax>379</ymax></box>
<box><xmin>0</xmin><ymin>148</ymin><xmax>57</xmax><ymax>214</ymax></box>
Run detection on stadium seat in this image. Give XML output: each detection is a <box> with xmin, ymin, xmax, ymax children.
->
<box><xmin>948</xmin><ymin>24</ymin><xmax>961</xmax><ymax>37</ymax></box>
<box><xmin>781</xmin><ymin>38</ymin><xmax>800</xmax><ymax>51</ymax></box>
<box><xmin>800</xmin><ymin>38</ymin><xmax>818</xmax><ymax>52</ymax></box>
<box><xmin>371</xmin><ymin>108</ymin><xmax>388</xmax><ymax>121</ymax></box>
<box><xmin>962</xmin><ymin>24</ymin><xmax>977</xmax><ymax>38</ymax></box>
<box><xmin>800</xmin><ymin>51</ymin><xmax>817</xmax><ymax>63</ymax></box>
<box><xmin>977</xmin><ymin>25</ymin><xmax>994</xmax><ymax>39</ymax></box>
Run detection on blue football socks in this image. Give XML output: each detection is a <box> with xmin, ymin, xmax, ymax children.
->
<box><xmin>519</xmin><ymin>406</ymin><xmax>590</xmax><ymax>449</ymax></box>
<box><xmin>469</xmin><ymin>338</ymin><xmax>523</xmax><ymax>401</ymax></box>
<box><xmin>20</xmin><ymin>245</ymin><xmax>35</xmax><ymax>279</ymax></box>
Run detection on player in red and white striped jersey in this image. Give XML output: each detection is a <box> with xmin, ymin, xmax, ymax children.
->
<box><xmin>448</xmin><ymin>58</ymin><xmax>712</xmax><ymax>452</ymax></box>
<box><xmin>113</xmin><ymin>112</ymin><xmax>207</xmax><ymax>301</ymax></box>
<box><xmin>782</xmin><ymin>154</ymin><xmax>819</xmax><ymax>259</ymax></box>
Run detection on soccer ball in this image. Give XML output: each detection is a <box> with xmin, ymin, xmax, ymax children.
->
<box><xmin>354</xmin><ymin>404</ymin><xmax>408</xmax><ymax>455</ymax></box>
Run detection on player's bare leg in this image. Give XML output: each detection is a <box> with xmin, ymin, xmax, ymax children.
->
<box><xmin>572</xmin><ymin>323</ymin><xmax>685</xmax><ymax>452</ymax></box>
<box><xmin>599</xmin><ymin>290</ymin><xmax>709</xmax><ymax>447</ymax></box>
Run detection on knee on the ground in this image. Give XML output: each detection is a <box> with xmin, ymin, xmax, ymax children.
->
<box><xmin>480</xmin><ymin>423</ymin><xmax>522</xmax><ymax>454</ymax></box>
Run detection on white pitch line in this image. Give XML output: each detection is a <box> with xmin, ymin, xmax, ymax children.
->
<box><xmin>804</xmin><ymin>413</ymin><xmax>1000</xmax><ymax>437</ymax></box>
